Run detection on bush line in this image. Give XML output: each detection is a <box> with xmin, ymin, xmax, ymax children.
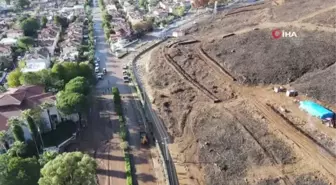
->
<box><xmin>112</xmin><ymin>87</ymin><xmax>133</xmax><ymax>185</ymax></box>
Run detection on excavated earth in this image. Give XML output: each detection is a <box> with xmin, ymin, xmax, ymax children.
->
<box><xmin>137</xmin><ymin>0</ymin><xmax>336</xmax><ymax>185</ymax></box>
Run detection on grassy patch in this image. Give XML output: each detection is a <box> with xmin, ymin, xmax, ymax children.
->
<box><xmin>41</xmin><ymin>121</ymin><xmax>76</xmax><ymax>147</ymax></box>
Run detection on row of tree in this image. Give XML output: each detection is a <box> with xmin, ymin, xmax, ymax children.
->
<box><xmin>7</xmin><ymin>61</ymin><xmax>94</xmax><ymax>89</ymax></box>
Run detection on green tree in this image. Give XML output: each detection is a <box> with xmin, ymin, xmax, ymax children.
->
<box><xmin>12</xmin><ymin>124</ymin><xmax>25</xmax><ymax>142</ymax></box>
<box><xmin>0</xmin><ymin>56</ymin><xmax>13</xmax><ymax>71</ymax></box>
<box><xmin>5</xmin><ymin>0</ymin><xmax>10</xmax><ymax>5</ymax></box>
<box><xmin>19</xmin><ymin>72</ymin><xmax>41</xmax><ymax>85</ymax></box>
<box><xmin>7</xmin><ymin>141</ymin><xmax>25</xmax><ymax>157</ymax></box>
<box><xmin>17</xmin><ymin>36</ymin><xmax>34</xmax><ymax>50</ymax></box>
<box><xmin>38</xmin><ymin>152</ymin><xmax>97</xmax><ymax>185</ymax></box>
<box><xmin>0</xmin><ymin>131</ymin><xmax>10</xmax><ymax>151</ymax></box>
<box><xmin>26</xmin><ymin>116</ymin><xmax>41</xmax><ymax>153</ymax></box>
<box><xmin>65</xmin><ymin>77</ymin><xmax>90</xmax><ymax>96</ymax></box>
<box><xmin>20</xmin><ymin>18</ymin><xmax>40</xmax><ymax>37</ymax></box>
<box><xmin>14</xmin><ymin>0</ymin><xmax>30</xmax><ymax>9</ymax></box>
<box><xmin>7</xmin><ymin>69</ymin><xmax>22</xmax><ymax>87</ymax></box>
<box><xmin>7</xmin><ymin>141</ymin><xmax>38</xmax><ymax>158</ymax></box>
<box><xmin>0</xmin><ymin>154</ymin><xmax>40</xmax><ymax>185</ymax></box>
<box><xmin>53</xmin><ymin>15</ymin><xmax>68</xmax><ymax>28</ymax></box>
<box><xmin>38</xmin><ymin>151</ymin><xmax>58</xmax><ymax>166</ymax></box>
<box><xmin>174</xmin><ymin>6</ymin><xmax>186</xmax><ymax>17</ymax></box>
<box><xmin>56</xmin><ymin>91</ymin><xmax>87</xmax><ymax>127</ymax></box>
<box><xmin>41</xmin><ymin>16</ymin><xmax>48</xmax><ymax>28</ymax></box>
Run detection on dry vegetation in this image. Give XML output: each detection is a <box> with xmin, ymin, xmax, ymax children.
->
<box><xmin>137</xmin><ymin>0</ymin><xmax>336</xmax><ymax>184</ymax></box>
<box><xmin>202</xmin><ymin>29</ymin><xmax>336</xmax><ymax>85</ymax></box>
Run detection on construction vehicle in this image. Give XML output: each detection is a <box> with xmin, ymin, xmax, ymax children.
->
<box><xmin>139</xmin><ymin>125</ymin><xmax>148</xmax><ymax>145</ymax></box>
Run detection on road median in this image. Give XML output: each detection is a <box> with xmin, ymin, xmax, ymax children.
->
<box><xmin>112</xmin><ymin>87</ymin><xmax>133</xmax><ymax>185</ymax></box>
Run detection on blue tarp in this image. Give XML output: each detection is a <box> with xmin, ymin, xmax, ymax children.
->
<box><xmin>299</xmin><ymin>101</ymin><xmax>334</xmax><ymax>119</ymax></box>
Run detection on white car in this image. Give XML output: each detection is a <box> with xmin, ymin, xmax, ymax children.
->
<box><xmin>95</xmin><ymin>67</ymin><xmax>99</xmax><ymax>73</ymax></box>
<box><xmin>96</xmin><ymin>74</ymin><xmax>103</xmax><ymax>80</ymax></box>
<box><xmin>122</xmin><ymin>64</ymin><xmax>128</xmax><ymax>70</ymax></box>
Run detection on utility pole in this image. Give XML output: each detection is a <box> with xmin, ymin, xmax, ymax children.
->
<box><xmin>212</xmin><ymin>1</ymin><xmax>218</xmax><ymax>19</ymax></box>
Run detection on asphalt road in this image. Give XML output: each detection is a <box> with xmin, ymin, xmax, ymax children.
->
<box><xmin>92</xmin><ymin>2</ymin><xmax>157</xmax><ymax>185</ymax></box>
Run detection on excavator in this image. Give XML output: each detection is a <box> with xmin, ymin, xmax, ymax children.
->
<box><xmin>140</xmin><ymin>125</ymin><xmax>148</xmax><ymax>145</ymax></box>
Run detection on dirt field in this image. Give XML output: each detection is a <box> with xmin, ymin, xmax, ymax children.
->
<box><xmin>136</xmin><ymin>1</ymin><xmax>336</xmax><ymax>185</ymax></box>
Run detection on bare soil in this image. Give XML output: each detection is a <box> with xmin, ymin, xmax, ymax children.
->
<box><xmin>202</xmin><ymin>29</ymin><xmax>336</xmax><ymax>85</ymax></box>
<box><xmin>136</xmin><ymin>1</ymin><xmax>336</xmax><ymax>185</ymax></box>
<box><xmin>301</xmin><ymin>8</ymin><xmax>336</xmax><ymax>28</ymax></box>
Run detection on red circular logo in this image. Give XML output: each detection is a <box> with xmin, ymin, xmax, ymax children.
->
<box><xmin>272</xmin><ymin>29</ymin><xmax>282</xmax><ymax>39</ymax></box>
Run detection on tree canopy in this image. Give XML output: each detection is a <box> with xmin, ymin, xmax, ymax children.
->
<box><xmin>20</xmin><ymin>18</ymin><xmax>40</xmax><ymax>37</ymax></box>
<box><xmin>7</xmin><ymin>69</ymin><xmax>22</xmax><ymax>87</ymax></box>
<box><xmin>17</xmin><ymin>36</ymin><xmax>35</xmax><ymax>50</ymax></box>
<box><xmin>41</xmin><ymin>16</ymin><xmax>48</xmax><ymax>28</ymax></box>
<box><xmin>56</xmin><ymin>91</ymin><xmax>87</xmax><ymax>115</ymax></box>
<box><xmin>65</xmin><ymin>76</ymin><xmax>90</xmax><ymax>96</ymax></box>
<box><xmin>14</xmin><ymin>0</ymin><xmax>30</xmax><ymax>9</ymax></box>
<box><xmin>53</xmin><ymin>15</ymin><xmax>68</xmax><ymax>28</ymax></box>
<box><xmin>0</xmin><ymin>154</ymin><xmax>40</xmax><ymax>185</ymax></box>
<box><xmin>39</xmin><ymin>152</ymin><xmax>97</xmax><ymax>185</ymax></box>
<box><xmin>52</xmin><ymin>62</ymin><xmax>93</xmax><ymax>84</ymax></box>
<box><xmin>0</xmin><ymin>56</ymin><xmax>13</xmax><ymax>71</ymax></box>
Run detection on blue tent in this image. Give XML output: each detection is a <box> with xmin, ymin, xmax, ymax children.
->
<box><xmin>299</xmin><ymin>101</ymin><xmax>335</xmax><ymax>119</ymax></box>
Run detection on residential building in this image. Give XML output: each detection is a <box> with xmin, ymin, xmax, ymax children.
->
<box><xmin>5</xmin><ymin>29</ymin><xmax>24</xmax><ymax>39</ymax></box>
<box><xmin>127</xmin><ymin>10</ymin><xmax>144</xmax><ymax>25</ymax></box>
<box><xmin>21</xmin><ymin>48</ymin><xmax>51</xmax><ymax>73</ymax></box>
<box><xmin>0</xmin><ymin>45</ymin><xmax>11</xmax><ymax>57</ymax></box>
<box><xmin>0</xmin><ymin>85</ymin><xmax>79</xmax><ymax>138</ymax></box>
<box><xmin>37</xmin><ymin>24</ymin><xmax>61</xmax><ymax>55</ymax></box>
<box><xmin>106</xmin><ymin>4</ymin><xmax>117</xmax><ymax>11</ymax></box>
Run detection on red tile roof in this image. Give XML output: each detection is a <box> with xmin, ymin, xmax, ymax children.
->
<box><xmin>0</xmin><ymin>85</ymin><xmax>56</xmax><ymax>131</ymax></box>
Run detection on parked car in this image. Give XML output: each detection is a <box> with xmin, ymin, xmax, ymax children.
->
<box><xmin>96</xmin><ymin>74</ymin><xmax>103</xmax><ymax>80</ymax></box>
<box><xmin>122</xmin><ymin>64</ymin><xmax>128</xmax><ymax>70</ymax></box>
<box><xmin>95</xmin><ymin>67</ymin><xmax>99</xmax><ymax>73</ymax></box>
<box><xmin>95</xmin><ymin>57</ymin><xmax>100</xmax><ymax>62</ymax></box>
<box><xmin>123</xmin><ymin>76</ymin><xmax>129</xmax><ymax>83</ymax></box>
<box><xmin>122</xmin><ymin>70</ymin><xmax>128</xmax><ymax>75</ymax></box>
<box><xmin>103</xmin><ymin>68</ymin><xmax>107</xmax><ymax>74</ymax></box>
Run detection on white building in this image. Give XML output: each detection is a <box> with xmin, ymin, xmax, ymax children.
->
<box><xmin>21</xmin><ymin>50</ymin><xmax>51</xmax><ymax>73</ymax></box>
<box><xmin>0</xmin><ymin>38</ymin><xmax>17</xmax><ymax>46</ymax></box>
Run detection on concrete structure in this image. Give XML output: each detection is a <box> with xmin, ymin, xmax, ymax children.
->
<box><xmin>0</xmin><ymin>38</ymin><xmax>17</xmax><ymax>46</ymax></box>
<box><xmin>21</xmin><ymin>49</ymin><xmax>51</xmax><ymax>73</ymax></box>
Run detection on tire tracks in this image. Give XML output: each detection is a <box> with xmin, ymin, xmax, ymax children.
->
<box><xmin>250</xmin><ymin>98</ymin><xmax>336</xmax><ymax>179</ymax></box>
<box><xmin>162</xmin><ymin>44</ymin><xmax>221</xmax><ymax>103</ymax></box>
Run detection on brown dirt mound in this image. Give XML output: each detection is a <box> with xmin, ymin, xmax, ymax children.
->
<box><xmin>292</xmin><ymin>63</ymin><xmax>336</xmax><ymax>105</ymax></box>
<box><xmin>301</xmin><ymin>9</ymin><xmax>336</xmax><ymax>28</ymax></box>
<box><xmin>202</xmin><ymin>28</ymin><xmax>336</xmax><ymax>85</ymax></box>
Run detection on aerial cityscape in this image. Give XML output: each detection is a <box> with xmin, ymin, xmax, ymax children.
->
<box><xmin>0</xmin><ymin>0</ymin><xmax>335</xmax><ymax>184</ymax></box>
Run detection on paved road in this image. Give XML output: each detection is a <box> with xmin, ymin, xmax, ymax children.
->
<box><xmin>92</xmin><ymin>1</ymin><xmax>157</xmax><ymax>185</ymax></box>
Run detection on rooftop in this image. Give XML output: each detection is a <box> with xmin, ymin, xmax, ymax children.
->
<box><xmin>0</xmin><ymin>85</ymin><xmax>55</xmax><ymax>131</ymax></box>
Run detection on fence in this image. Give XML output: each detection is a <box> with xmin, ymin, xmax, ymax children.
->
<box><xmin>130</xmin><ymin>38</ymin><xmax>179</xmax><ymax>185</ymax></box>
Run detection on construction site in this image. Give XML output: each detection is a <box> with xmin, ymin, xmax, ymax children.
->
<box><xmin>135</xmin><ymin>0</ymin><xmax>336</xmax><ymax>184</ymax></box>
